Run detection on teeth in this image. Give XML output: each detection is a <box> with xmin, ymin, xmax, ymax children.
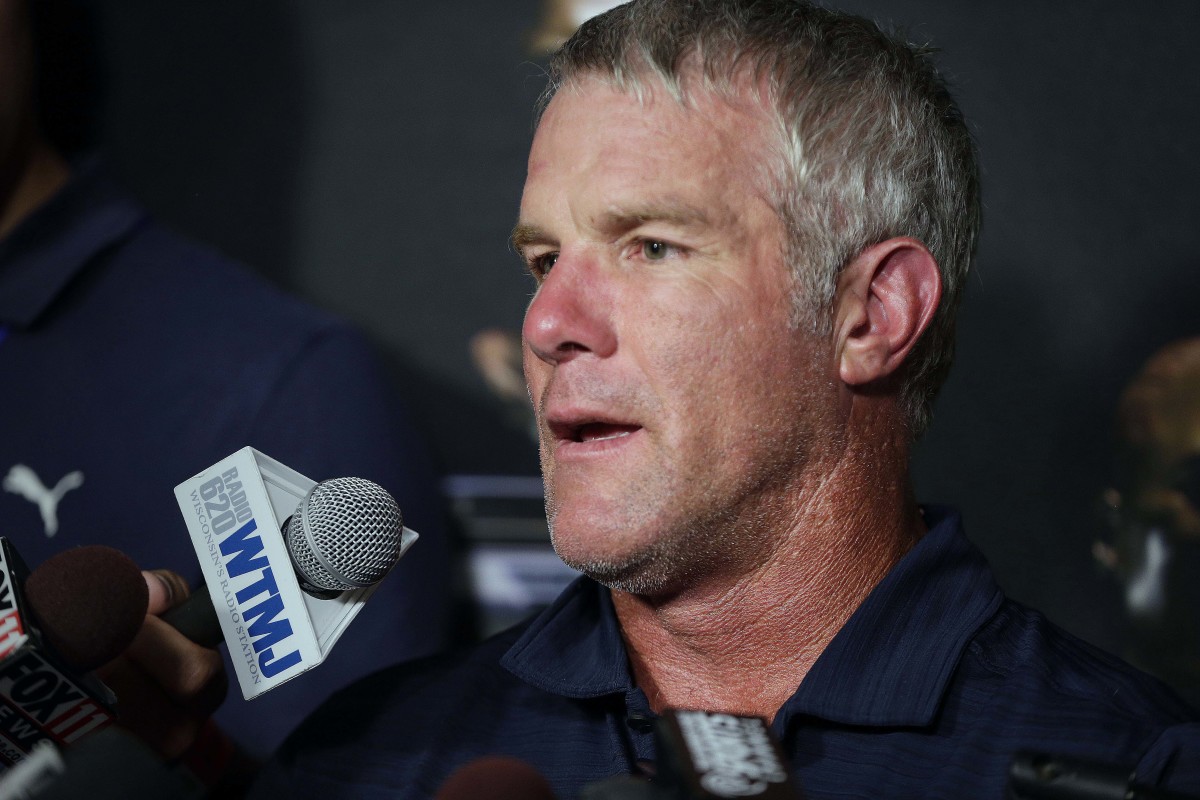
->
<box><xmin>577</xmin><ymin>423</ymin><xmax>634</xmax><ymax>442</ymax></box>
<box><xmin>584</xmin><ymin>428</ymin><xmax>630</xmax><ymax>442</ymax></box>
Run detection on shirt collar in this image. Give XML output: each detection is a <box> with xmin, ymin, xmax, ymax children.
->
<box><xmin>781</xmin><ymin>505</ymin><xmax>1003</xmax><ymax>727</ymax></box>
<box><xmin>502</xmin><ymin>574</ymin><xmax>634</xmax><ymax>698</ymax></box>
<box><xmin>0</xmin><ymin>156</ymin><xmax>147</xmax><ymax>328</ymax></box>
<box><xmin>502</xmin><ymin>506</ymin><xmax>1003</xmax><ymax>728</ymax></box>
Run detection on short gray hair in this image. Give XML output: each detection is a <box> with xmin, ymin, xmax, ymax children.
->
<box><xmin>541</xmin><ymin>0</ymin><xmax>981</xmax><ymax>437</ymax></box>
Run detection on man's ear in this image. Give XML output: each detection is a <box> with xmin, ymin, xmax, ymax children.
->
<box><xmin>834</xmin><ymin>237</ymin><xmax>942</xmax><ymax>387</ymax></box>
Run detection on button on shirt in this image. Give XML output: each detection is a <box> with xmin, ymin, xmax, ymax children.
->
<box><xmin>255</xmin><ymin>507</ymin><xmax>1200</xmax><ymax>798</ymax></box>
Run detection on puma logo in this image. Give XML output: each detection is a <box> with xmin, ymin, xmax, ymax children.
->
<box><xmin>3</xmin><ymin>464</ymin><xmax>85</xmax><ymax>538</ymax></box>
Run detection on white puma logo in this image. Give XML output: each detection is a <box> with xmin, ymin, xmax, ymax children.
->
<box><xmin>3</xmin><ymin>464</ymin><xmax>85</xmax><ymax>538</ymax></box>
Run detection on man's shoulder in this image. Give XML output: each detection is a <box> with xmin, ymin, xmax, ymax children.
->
<box><xmin>964</xmin><ymin>598</ymin><xmax>1191</xmax><ymax>722</ymax></box>
<box><xmin>255</xmin><ymin>624</ymin><xmax>552</xmax><ymax>797</ymax></box>
<box><xmin>313</xmin><ymin>625</ymin><xmax>532</xmax><ymax>724</ymax></box>
<box><xmin>253</xmin><ymin>580</ymin><xmax>631</xmax><ymax>799</ymax></box>
<box><xmin>948</xmin><ymin>597</ymin><xmax>1198</xmax><ymax>785</ymax></box>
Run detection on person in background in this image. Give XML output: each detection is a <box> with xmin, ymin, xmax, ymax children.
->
<box><xmin>1095</xmin><ymin>336</ymin><xmax>1200</xmax><ymax>707</ymax></box>
<box><xmin>0</xmin><ymin>0</ymin><xmax>450</xmax><ymax>762</ymax></box>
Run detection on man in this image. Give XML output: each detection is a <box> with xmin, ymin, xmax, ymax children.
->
<box><xmin>249</xmin><ymin>0</ymin><xmax>1199</xmax><ymax>796</ymax></box>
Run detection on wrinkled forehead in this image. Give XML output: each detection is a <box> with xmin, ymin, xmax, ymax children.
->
<box><xmin>536</xmin><ymin>68</ymin><xmax>784</xmax><ymax>194</ymax></box>
<box><xmin>526</xmin><ymin>74</ymin><xmax>782</xmax><ymax>218</ymax></box>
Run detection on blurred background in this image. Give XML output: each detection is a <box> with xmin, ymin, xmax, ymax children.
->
<box><xmin>36</xmin><ymin>0</ymin><xmax>1200</xmax><ymax>702</ymax></box>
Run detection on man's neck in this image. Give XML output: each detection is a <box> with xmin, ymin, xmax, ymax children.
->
<box><xmin>0</xmin><ymin>136</ymin><xmax>70</xmax><ymax>240</ymax></box>
<box><xmin>610</xmin><ymin>422</ymin><xmax>923</xmax><ymax>722</ymax></box>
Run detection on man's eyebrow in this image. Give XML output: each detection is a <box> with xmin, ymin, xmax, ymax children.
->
<box><xmin>594</xmin><ymin>201</ymin><xmax>711</xmax><ymax>234</ymax></box>
<box><xmin>510</xmin><ymin>201</ymin><xmax>710</xmax><ymax>256</ymax></box>
<box><xmin>510</xmin><ymin>223</ymin><xmax>549</xmax><ymax>258</ymax></box>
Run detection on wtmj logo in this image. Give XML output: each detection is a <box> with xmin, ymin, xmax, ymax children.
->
<box><xmin>191</xmin><ymin>469</ymin><xmax>302</xmax><ymax>683</ymax></box>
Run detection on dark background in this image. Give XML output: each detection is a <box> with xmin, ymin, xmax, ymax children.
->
<box><xmin>77</xmin><ymin>1</ymin><xmax>1199</xmax><ymax>659</ymax></box>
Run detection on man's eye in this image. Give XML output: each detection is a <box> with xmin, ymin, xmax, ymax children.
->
<box><xmin>641</xmin><ymin>240</ymin><xmax>670</xmax><ymax>261</ymax></box>
<box><xmin>531</xmin><ymin>253</ymin><xmax>558</xmax><ymax>277</ymax></box>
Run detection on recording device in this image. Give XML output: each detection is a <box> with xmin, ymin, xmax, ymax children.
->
<box><xmin>172</xmin><ymin>447</ymin><xmax>418</xmax><ymax>700</ymax></box>
<box><xmin>436</xmin><ymin>709</ymin><xmax>798</xmax><ymax>800</ymax></box>
<box><xmin>0</xmin><ymin>540</ymin><xmax>147</xmax><ymax>775</ymax></box>
<box><xmin>0</xmin><ymin>727</ymin><xmax>204</xmax><ymax>800</ymax></box>
<box><xmin>655</xmin><ymin>709</ymin><xmax>795</xmax><ymax>799</ymax></box>
<box><xmin>1008</xmin><ymin>751</ymin><xmax>1199</xmax><ymax>800</ymax></box>
<box><xmin>582</xmin><ymin>710</ymin><xmax>797</xmax><ymax>799</ymax></box>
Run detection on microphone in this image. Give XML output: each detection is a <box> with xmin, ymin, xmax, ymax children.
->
<box><xmin>162</xmin><ymin>476</ymin><xmax>406</xmax><ymax>648</ymax></box>
<box><xmin>582</xmin><ymin>709</ymin><xmax>799</xmax><ymax>799</ymax></box>
<box><xmin>171</xmin><ymin>447</ymin><xmax>419</xmax><ymax>700</ymax></box>
<box><xmin>1008</xmin><ymin>751</ymin><xmax>1200</xmax><ymax>800</ymax></box>
<box><xmin>22</xmin><ymin>546</ymin><xmax>148</xmax><ymax>671</ymax></box>
<box><xmin>435</xmin><ymin>756</ymin><xmax>559</xmax><ymax>800</ymax></box>
<box><xmin>431</xmin><ymin>710</ymin><xmax>799</xmax><ymax>800</ymax></box>
<box><xmin>0</xmin><ymin>727</ymin><xmax>205</xmax><ymax>800</ymax></box>
<box><xmin>0</xmin><ymin>540</ymin><xmax>149</xmax><ymax>775</ymax></box>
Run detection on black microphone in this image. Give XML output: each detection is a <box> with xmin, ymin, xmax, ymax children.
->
<box><xmin>431</xmin><ymin>711</ymin><xmax>799</xmax><ymax>800</ymax></box>
<box><xmin>0</xmin><ymin>726</ymin><xmax>205</xmax><ymax>800</ymax></box>
<box><xmin>0</xmin><ymin>540</ymin><xmax>149</xmax><ymax>774</ymax></box>
<box><xmin>1008</xmin><ymin>751</ymin><xmax>1200</xmax><ymax>800</ymax></box>
<box><xmin>654</xmin><ymin>709</ymin><xmax>797</xmax><ymax>799</ymax></box>
<box><xmin>162</xmin><ymin>476</ymin><xmax>406</xmax><ymax>647</ymax></box>
<box><xmin>583</xmin><ymin>709</ymin><xmax>799</xmax><ymax>799</ymax></box>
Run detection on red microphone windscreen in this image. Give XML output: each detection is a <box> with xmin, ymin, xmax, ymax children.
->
<box><xmin>435</xmin><ymin>756</ymin><xmax>558</xmax><ymax>800</ymax></box>
<box><xmin>23</xmin><ymin>545</ymin><xmax>148</xmax><ymax>671</ymax></box>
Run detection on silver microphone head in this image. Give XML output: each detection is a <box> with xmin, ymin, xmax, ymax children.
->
<box><xmin>284</xmin><ymin>477</ymin><xmax>404</xmax><ymax>594</ymax></box>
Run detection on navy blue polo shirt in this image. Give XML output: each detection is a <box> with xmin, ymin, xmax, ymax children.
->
<box><xmin>0</xmin><ymin>158</ymin><xmax>451</xmax><ymax>756</ymax></box>
<box><xmin>253</xmin><ymin>507</ymin><xmax>1199</xmax><ymax>798</ymax></box>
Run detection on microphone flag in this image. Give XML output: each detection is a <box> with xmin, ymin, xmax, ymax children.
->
<box><xmin>173</xmin><ymin>447</ymin><xmax>418</xmax><ymax>700</ymax></box>
<box><xmin>0</xmin><ymin>539</ymin><xmax>116</xmax><ymax>774</ymax></box>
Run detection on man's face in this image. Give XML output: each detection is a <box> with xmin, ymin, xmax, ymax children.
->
<box><xmin>517</xmin><ymin>78</ymin><xmax>841</xmax><ymax>595</ymax></box>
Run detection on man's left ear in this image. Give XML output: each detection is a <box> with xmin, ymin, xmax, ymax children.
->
<box><xmin>834</xmin><ymin>237</ymin><xmax>942</xmax><ymax>387</ymax></box>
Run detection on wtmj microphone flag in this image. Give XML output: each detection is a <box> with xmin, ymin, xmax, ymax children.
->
<box><xmin>173</xmin><ymin>447</ymin><xmax>417</xmax><ymax>700</ymax></box>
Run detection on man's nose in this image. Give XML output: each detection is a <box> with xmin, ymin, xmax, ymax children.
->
<box><xmin>522</xmin><ymin>252</ymin><xmax>617</xmax><ymax>366</ymax></box>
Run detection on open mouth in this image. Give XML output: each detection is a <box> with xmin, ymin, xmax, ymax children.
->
<box><xmin>574</xmin><ymin>422</ymin><xmax>640</xmax><ymax>443</ymax></box>
<box><xmin>549</xmin><ymin>416</ymin><xmax>642</xmax><ymax>444</ymax></box>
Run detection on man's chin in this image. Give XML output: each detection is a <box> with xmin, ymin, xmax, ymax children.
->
<box><xmin>553</xmin><ymin>541</ymin><xmax>682</xmax><ymax>598</ymax></box>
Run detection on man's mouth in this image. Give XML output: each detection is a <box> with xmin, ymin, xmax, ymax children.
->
<box><xmin>575</xmin><ymin>423</ymin><xmax>640</xmax><ymax>443</ymax></box>
<box><xmin>548</xmin><ymin>415</ymin><xmax>642</xmax><ymax>444</ymax></box>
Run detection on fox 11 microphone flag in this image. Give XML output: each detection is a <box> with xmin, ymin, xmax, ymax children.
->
<box><xmin>173</xmin><ymin>447</ymin><xmax>417</xmax><ymax>701</ymax></box>
<box><xmin>0</xmin><ymin>539</ymin><xmax>117</xmax><ymax>773</ymax></box>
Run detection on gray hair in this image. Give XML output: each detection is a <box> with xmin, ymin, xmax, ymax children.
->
<box><xmin>541</xmin><ymin>0</ymin><xmax>981</xmax><ymax>437</ymax></box>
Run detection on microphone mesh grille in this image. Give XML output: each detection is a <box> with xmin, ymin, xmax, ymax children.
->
<box><xmin>285</xmin><ymin>477</ymin><xmax>404</xmax><ymax>592</ymax></box>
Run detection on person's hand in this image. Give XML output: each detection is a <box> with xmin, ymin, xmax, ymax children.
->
<box><xmin>94</xmin><ymin>570</ymin><xmax>227</xmax><ymax>760</ymax></box>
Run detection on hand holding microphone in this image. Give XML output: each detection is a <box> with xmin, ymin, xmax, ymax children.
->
<box><xmin>14</xmin><ymin>543</ymin><xmax>227</xmax><ymax>762</ymax></box>
<box><xmin>1</xmin><ymin>448</ymin><xmax>414</xmax><ymax>794</ymax></box>
<box><xmin>93</xmin><ymin>566</ymin><xmax>227</xmax><ymax>761</ymax></box>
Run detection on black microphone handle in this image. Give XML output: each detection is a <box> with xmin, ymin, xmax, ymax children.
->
<box><xmin>1008</xmin><ymin>752</ymin><xmax>1200</xmax><ymax>800</ymax></box>
<box><xmin>25</xmin><ymin>728</ymin><xmax>206</xmax><ymax>800</ymax></box>
<box><xmin>160</xmin><ymin>584</ymin><xmax>223</xmax><ymax>648</ymax></box>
